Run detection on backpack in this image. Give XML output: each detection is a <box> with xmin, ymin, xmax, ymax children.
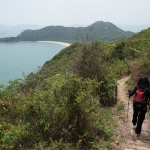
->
<box><xmin>134</xmin><ymin>89</ymin><xmax>146</xmax><ymax>103</ymax></box>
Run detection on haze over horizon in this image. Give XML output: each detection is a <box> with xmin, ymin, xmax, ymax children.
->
<box><xmin>0</xmin><ymin>0</ymin><xmax>150</xmax><ymax>32</ymax></box>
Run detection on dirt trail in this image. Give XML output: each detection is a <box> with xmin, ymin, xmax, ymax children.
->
<box><xmin>113</xmin><ymin>76</ymin><xmax>150</xmax><ymax>150</ymax></box>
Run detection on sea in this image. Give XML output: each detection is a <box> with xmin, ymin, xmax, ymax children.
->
<box><xmin>0</xmin><ymin>27</ymin><xmax>67</xmax><ymax>86</ymax></box>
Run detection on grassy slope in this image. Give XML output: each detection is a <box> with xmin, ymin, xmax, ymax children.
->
<box><xmin>0</xmin><ymin>27</ymin><xmax>150</xmax><ymax>149</ymax></box>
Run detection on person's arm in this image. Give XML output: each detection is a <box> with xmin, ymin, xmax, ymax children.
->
<box><xmin>128</xmin><ymin>86</ymin><xmax>137</xmax><ymax>98</ymax></box>
<box><xmin>147</xmin><ymin>89</ymin><xmax>150</xmax><ymax>106</ymax></box>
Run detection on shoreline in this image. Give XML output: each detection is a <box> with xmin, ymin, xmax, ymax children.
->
<box><xmin>37</xmin><ymin>41</ymin><xmax>71</xmax><ymax>47</ymax></box>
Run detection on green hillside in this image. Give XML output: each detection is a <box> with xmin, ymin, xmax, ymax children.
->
<box><xmin>0</xmin><ymin>27</ymin><xmax>150</xmax><ymax>149</ymax></box>
<box><xmin>0</xmin><ymin>21</ymin><xmax>134</xmax><ymax>43</ymax></box>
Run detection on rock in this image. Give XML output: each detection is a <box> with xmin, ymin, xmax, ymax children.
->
<box><xmin>115</xmin><ymin>141</ymin><xmax>119</xmax><ymax>145</ymax></box>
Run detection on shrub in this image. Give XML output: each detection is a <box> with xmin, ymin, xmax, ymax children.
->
<box><xmin>74</xmin><ymin>41</ymin><xmax>117</xmax><ymax>106</ymax></box>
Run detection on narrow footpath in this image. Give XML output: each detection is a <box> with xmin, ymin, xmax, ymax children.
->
<box><xmin>112</xmin><ymin>76</ymin><xmax>150</xmax><ymax>150</ymax></box>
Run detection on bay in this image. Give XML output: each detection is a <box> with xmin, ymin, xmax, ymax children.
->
<box><xmin>0</xmin><ymin>41</ymin><xmax>66</xmax><ymax>86</ymax></box>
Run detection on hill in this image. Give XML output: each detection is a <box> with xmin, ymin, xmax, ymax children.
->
<box><xmin>0</xmin><ymin>21</ymin><xmax>134</xmax><ymax>43</ymax></box>
<box><xmin>0</xmin><ymin>27</ymin><xmax>150</xmax><ymax>149</ymax></box>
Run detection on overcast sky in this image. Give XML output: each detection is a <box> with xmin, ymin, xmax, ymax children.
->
<box><xmin>0</xmin><ymin>0</ymin><xmax>150</xmax><ymax>28</ymax></box>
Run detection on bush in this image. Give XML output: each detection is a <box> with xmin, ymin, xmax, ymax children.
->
<box><xmin>117</xmin><ymin>102</ymin><xmax>125</xmax><ymax>112</ymax></box>
<box><xmin>0</xmin><ymin>74</ymin><xmax>115</xmax><ymax>149</ymax></box>
<box><xmin>74</xmin><ymin>41</ymin><xmax>117</xmax><ymax>106</ymax></box>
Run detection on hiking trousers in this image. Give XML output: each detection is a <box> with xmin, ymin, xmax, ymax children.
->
<box><xmin>132</xmin><ymin>103</ymin><xmax>147</xmax><ymax>134</ymax></box>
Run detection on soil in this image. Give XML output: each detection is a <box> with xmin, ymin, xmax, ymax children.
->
<box><xmin>112</xmin><ymin>76</ymin><xmax>150</xmax><ymax>150</ymax></box>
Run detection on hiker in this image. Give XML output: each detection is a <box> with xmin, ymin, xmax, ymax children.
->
<box><xmin>128</xmin><ymin>76</ymin><xmax>150</xmax><ymax>136</ymax></box>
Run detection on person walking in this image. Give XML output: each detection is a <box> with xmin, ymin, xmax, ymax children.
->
<box><xmin>128</xmin><ymin>76</ymin><xmax>150</xmax><ymax>136</ymax></box>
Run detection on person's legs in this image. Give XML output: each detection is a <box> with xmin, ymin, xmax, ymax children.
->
<box><xmin>135</xmin><ymin>108</ymin><xmax>147</xmax><ymax>134</ymax></box>
<box><xmin>132</xmin><ymin>105</ymin><xmax>139</xmax><ymax>125</ymax></box>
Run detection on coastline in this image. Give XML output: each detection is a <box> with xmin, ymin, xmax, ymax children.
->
<box><xmin>37</xmin><ymin>41</ymin><xmax>71</xmax><ymax>47</ymax></box>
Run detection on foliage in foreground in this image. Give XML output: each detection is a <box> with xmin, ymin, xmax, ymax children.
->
<box><xmin>0</xmin><ymin>74</ymin><xmax>115</xmax><ymax>149</ymax></box>
<box><xmin>0</xmin><ymin>28</ymin><xmax>150</xmax><ymax>149</ymax></box>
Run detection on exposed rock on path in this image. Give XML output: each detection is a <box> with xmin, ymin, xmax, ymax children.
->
<box><xmin>113</xmin><ymin>76</ymin><xmax>150</xmax><ymax>150</ymax></box>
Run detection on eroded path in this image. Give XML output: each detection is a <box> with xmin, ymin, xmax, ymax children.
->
<box><xmin>113</xmin><ymin>76</ymin><xmax>150</xmax><ymax>150</ymax></box>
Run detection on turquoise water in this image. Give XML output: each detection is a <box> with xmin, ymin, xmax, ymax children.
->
<box><xmin>0</xmin><ymin>42</ymin><xmax>66</xmax><ymax>86</ymax></box>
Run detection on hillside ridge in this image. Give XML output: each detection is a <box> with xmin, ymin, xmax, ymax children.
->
<box><xmin>0</xmin><ymin>21</ymin><xmax>134</xmax><ymax>43</ymax></box>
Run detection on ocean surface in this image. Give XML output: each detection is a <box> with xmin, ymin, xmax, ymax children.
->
<box><xmin>0</xmin><ymin>25</ymin><xmax>43</xmax><ymax>38</ymax></box>
<box><xmin>0</xmin><ymin>27</ymin><xmax>21</xmax><ymax>38</ymax></box>
<box><xmin>0</xmin><ymin>41</ymin><xmax>66</xmax><ymax>86</ymax></box>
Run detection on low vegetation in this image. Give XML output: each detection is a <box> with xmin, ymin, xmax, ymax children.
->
<box><xmin>0</xmin><ymin>27</ymin><xmax>150</xmax><ymax>149</ymax></box>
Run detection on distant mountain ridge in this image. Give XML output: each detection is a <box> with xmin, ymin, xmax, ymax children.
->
<box><xmin>0</xmin><ymin>21</ymin><xmax>134</xmax><ymax>43</ymax></box>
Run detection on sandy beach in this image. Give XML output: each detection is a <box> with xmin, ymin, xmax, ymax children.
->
<box><xmin>37</xmin><ymin>41</ymin><xmax>71</xmax><ymax>47</ymax></box>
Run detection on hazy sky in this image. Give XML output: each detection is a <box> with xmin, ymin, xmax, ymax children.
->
<box><xmin>0</xmin><ymin>0</ymin><xmax>150</xmax><ymax>27</ymax></box>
